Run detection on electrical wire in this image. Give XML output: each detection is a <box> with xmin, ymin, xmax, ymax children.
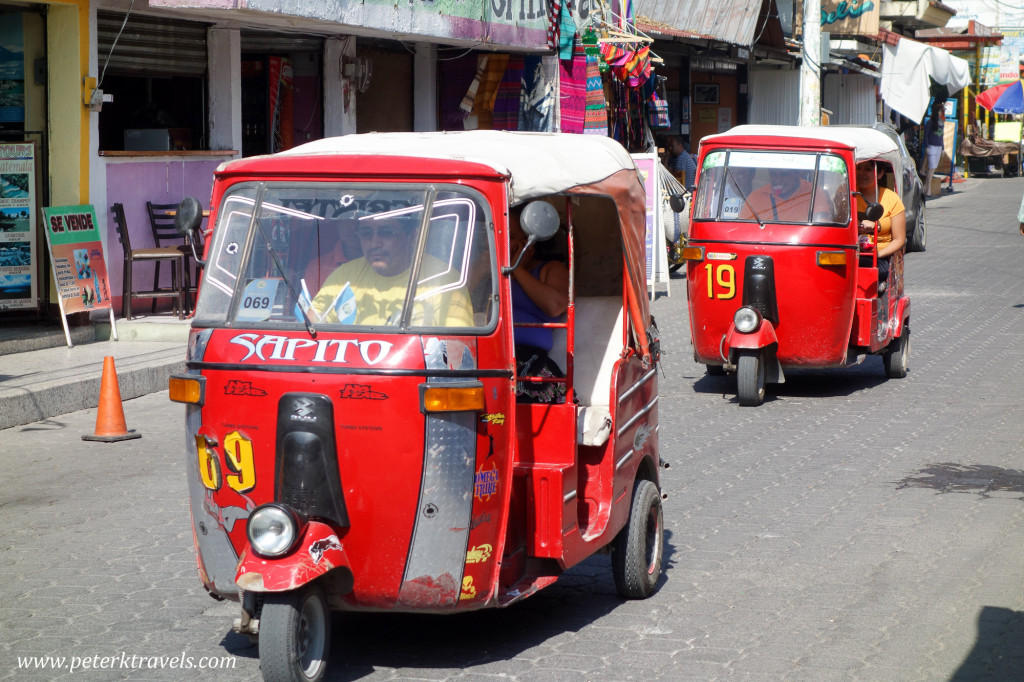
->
<box><xmin>98</xmin><ymin>0</ymin><xmax>138</xmax><ymax>88</ymax></box>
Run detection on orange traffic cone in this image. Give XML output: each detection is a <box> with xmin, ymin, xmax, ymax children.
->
<box><xmin>82</xmin><ymin>356</ymin><xmax>141</xmax><ymax>442</ymax></box>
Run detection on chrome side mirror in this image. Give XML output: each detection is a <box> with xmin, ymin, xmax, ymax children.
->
<box><xmin>503</xmin><ymin>201</ymin><xmax>560</xmax><ymax>275</ymax></box>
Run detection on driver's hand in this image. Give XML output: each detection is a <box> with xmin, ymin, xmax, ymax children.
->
<box><xmin>858</xmin><ymin>220</ymin><xmax>875</xmax><ymax>234</ymax></box>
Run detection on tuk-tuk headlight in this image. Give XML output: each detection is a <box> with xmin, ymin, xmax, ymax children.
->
<box><xmin>247</xmin><ymin>504</ymin><xmax>303</xmax><ymax>558</ymax></box>
<box><xmin>734</xmin><ymin>306</ymin><xmax>762</xmax><ymax>334</ymax></box>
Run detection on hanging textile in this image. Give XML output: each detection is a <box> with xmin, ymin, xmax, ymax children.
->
<box><xmin>547</xmin><ymin>0</ymin><xmax>562</xmax><ymax>53</ymax></box>
<box><xmin>441</xmin><ymin>53</ymin><xmax>481</xmax><ymax>130</ymax></box>
<box><xmin>583</xmin><ymin>38</ymin><xmax>608</xmax><ymax>136</ymax></box>
<box><xmin>460</xmin><ymin>55</ymin><xmax>489</xmax><ymax>114</ymax></box>
<box><xmin>520</xmin><ymin>55</ymin><xmax>559</xmax><ymax>132</ymax></box>
<box><xmin>473</xmin><ymin>54</ymin><xmax>510</xmax><ymax>130</ymax></box>
<box><xmin>559</xmin><ymin>42</ymin><xmax>587</xmax><ymax>134</ymax></box>
<box><xmin>493</xmin><ymin>55</ymin><xmax>524</xmax><ymax>131</ymax></box>
<box><xmin>558</xmin><ymin>1</ymin><xmax>577</xmax><ymax>61</ymax></box>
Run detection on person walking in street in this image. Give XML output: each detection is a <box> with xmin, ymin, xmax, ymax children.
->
<box><xmin>923</xmin><ymin>107</ymin><xmax>945</xmax><ymax>197</ymax></box>
<box><xmin>1018</xmin><ymin>191</ymin><xmax>1024</xmax><ymax>236</ymax></box>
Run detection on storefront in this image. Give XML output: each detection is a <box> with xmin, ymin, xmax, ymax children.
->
<box><xmin>2</xmin><ymin>1</ymin><xmax>90</xmax><ymax>320</ymax></box>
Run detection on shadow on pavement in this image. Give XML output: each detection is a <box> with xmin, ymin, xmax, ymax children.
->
<box><xmin>691</xmin><ymin>364</ymin><xmax>889</xmax><ymax>402</ymax></box>
<box><xmin>895</xmin><ymin>463</ymin><xmax>1024</xmax><ymax>499</ymax></box>
<box><xmin>219</xmin><ymin>529</ymin><xmax>676</xmax><ymax>681</ymax></box>
<box><xmin>949</xmin><ymin>606</ymin><xmax>1024</xmax><ymax>680</ymax></box>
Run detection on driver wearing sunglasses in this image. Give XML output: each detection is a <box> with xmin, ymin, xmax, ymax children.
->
<box><xmin>310</xmin><ymin>212</ymin><xmax>474</xmax><ymax>327</ymax></box>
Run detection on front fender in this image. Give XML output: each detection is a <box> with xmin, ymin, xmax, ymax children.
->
<box><xmin>235</xmin><ymin>520</ymin><xmax>350</xmax><ymax>592</ymax></box>
<box><xmin>725</xmin><ymin>320</ymin><xmax>785</xmax><ymax>384</ymax></box>
<box><xmin>725</xmin><ymin>319</ymin><xmax>778</xmax><ymax>354</ymax></box>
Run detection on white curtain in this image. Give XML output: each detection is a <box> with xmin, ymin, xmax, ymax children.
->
<box><xmin>823</xmin><ymin>72</ymin><xmax>877</xmax><ymax>124</ymax></box>
<box><xmin>748</xmin><ymin>70</ymin><xmax>800</xmax><ymax>125</ymax></box>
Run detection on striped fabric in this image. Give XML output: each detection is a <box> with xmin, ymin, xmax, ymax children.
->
<box><xmin>583</xmin><ymin>44</ymin><xmax>608</xmax><ymax>136</ymax></box>
<box><xmin>559</xmin><ymin>42</ymin><xmax>587</xmax><ymax>134</ymax></box>
<box><xmin>493</xmin><ymin>56</ymin><xmax>524</xmax><ymax>131</ymax></box>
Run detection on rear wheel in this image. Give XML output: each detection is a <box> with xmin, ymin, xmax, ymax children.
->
<box><xmin>908</xmin><ymin>207</ymin><xmax>926</xmax><ymax>252</ymax></box>
<box><xmin>884</xmin><ymin>328</ymin><xmax>910</xmax><ymax>378</ymax></box>
<box><xmin>736</xmin><ymin>350</ymin><xmax>766</xmax><ymax>406</ymax></box>
<box><xmin>612</xmin><ymin>479</ymin><xmax>664</xmax><ymax>599</ymax></box>
<box><xmin>259</xmin><ymin>586</ymin><xmax>331</xmax><ymax>682</ymax></box>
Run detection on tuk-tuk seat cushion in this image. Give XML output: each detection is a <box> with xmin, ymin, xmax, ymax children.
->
<box><xmin>571</xmin><ymin>296</ymin><xmax>624</xmax><ymax>446</ymax></box>
<box><xmin>578</xmin><ymin>405</ymin><xmax>612</xmax><ymax>447</ymax></box>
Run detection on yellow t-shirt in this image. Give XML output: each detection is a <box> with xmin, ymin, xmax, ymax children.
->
<box><xmin>856</xmin><ymin>187</ymin><xmax>905</xmax><ymax>246</ymax></box>
<box><xmin>311</xmin><ymin>256</ymin><xmax>474</xmax><ymax>328</ymax></box>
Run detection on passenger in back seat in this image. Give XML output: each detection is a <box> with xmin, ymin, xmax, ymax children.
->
<box><xmin>509</xmin><ymin>205</ymin><xmax>570</xmax><ymax>403</ymax></box>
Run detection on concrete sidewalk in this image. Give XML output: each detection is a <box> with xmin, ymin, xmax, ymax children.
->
<box><xmin>0</xmin><ymin>315</ymin><xmax>188</xmax><ymax>430</ymax></box>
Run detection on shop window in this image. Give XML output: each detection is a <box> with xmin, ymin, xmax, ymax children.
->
<box><xmin>98</xmin><ymin>74</ymin><xmax>205</xmax><ymax>151</ymax></box>
<box><xmin>96</xmin><ymin>11</ymin><xmax>209</xmax><ymax>152</ymax></box>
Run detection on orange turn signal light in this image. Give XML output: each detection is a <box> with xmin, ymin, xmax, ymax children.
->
<box><xmin>816</xmin><ymin>251</ymin><xmax>847</xmax><ymax>266</ymax></box>
<box><xmin>421</xmin><ymin>384</ymin><xmax>485</xmax><ymax>413</ymax></box>
<box><xmin>169</xmin><ymin>375</ymin><xmax>205</xmax><ymax>405</ymax></box>
<box><xmin>681</xmin><ymin>245</ymin><xmax>705</xmax><ymax>261</ymax></box>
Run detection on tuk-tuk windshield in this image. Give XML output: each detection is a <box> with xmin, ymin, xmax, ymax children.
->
<box><xmin>692</xmin><ymin>150</ymin><xmax>850</xmax><ymax>226</ymax></box>
<box><xmin>195</xmin><ymin>183</ymin><xmax>495</xmax><ymax>331</ymax></box>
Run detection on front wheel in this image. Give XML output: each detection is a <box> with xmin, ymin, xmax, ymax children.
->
<box><xmin>259</xmin><ymin>586</ymin><xmax>331</xmax><ymax>682</ymax></box>
<box><xmin>736</xmin><ymin>350</ymin><xmax>766</xmax><ymax>406</ymax></box>
<box><xmin>612</xmin><ymin>479</ymin><xmax>664</xmax><ymax>599</ymax></box>
<box><xmin>884</xmin><ymin>328</ymin><xmax>910</xmax><ymax>378</ymax></box>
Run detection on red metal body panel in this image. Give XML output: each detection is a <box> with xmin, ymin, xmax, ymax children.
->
<box><xmin>687</xmin><ymin>241</ymin><xmax>857</xmax><ymax>367</ymax></box>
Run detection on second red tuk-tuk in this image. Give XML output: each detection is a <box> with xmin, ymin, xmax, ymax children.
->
<box><xmin>682</xmin><ymin>125</ymin><xmax>911</xmax><ymax>406</ymax></box>
<box><xmin>169</xmin><ymin>131</ymin><xmax>665</xmax><ymax>682</ymax></box>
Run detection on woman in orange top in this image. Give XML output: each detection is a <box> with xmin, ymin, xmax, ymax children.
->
<box><xmin>855</xmin><ymin>161</ymin><xmax>906</xmax><ymax>291</ymax></box>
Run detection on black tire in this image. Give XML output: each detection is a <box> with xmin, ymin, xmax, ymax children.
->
<box><xmin>667</xmin><ymin>238</ymin><xmax>685</xmax><ymax>273</ymax></box>
<box><xmin>884</xmin><ymin>328</ymin><xmax>910</xmax><ymax>379</ymax></box>
<box><xmin>908</xmin><ymin>207</ymin><xmax>926</xmax><ymax>252</ymax></box>
<box><xmin>259</xmin><ymin>586</ymin><xmax>331</xmax><ymax>682</ymax></box>
<box><xmin>612</xmin><ymin>479</ymin><xmax>664</xmax><ymax>599</ymax></box>
<box><xmin>736</xmin><ymin>350</ymin><xmax>766</xmax><ymax>406</ymax></box>
<box><xmin>706</xmin><ymin>364</ymin><xmax>726</xmax><ymax>376</ymax></box>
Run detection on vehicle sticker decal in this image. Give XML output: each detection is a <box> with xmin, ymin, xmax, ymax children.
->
<box><xmin>224</xmin><ymin>431</ymin><xmax>256</xmax><ymax>493</ymax></box>
<box><xmin>465</xmin><ymin>544</ymin><xmax>493</xmax><ymax>564</ymax></box>
<box><xmin>229</xmin><ymin>333</ymin><xmax>393</xmax><ymax>365</ymax></box>
<box><xmin>459</xmin><ymin>576</ymin><xmax>477</xmax><ymax>600</ymax></box>
<box><xmin>481</xmin><ymin>413</ymin><xmax>505</xmax><ymax>426</ymax></box>
<box><xmin>339</xmin><ymin>383</ymin><xmax>388</xmax><ymax>400</ymax></box>
<box><xmin>309</xmin><ymin>535</ymin><xmax>343</xmax><ymax>565</ymax></box>
<box><xmin>474</xmin><ymin>462</ymin><xmax>499</xmax><ymax>502</ymax></box>
<box><xmin>224</xmin><ymin>380</ymin><xmax>267</xmax><ymax>396</ymax></box>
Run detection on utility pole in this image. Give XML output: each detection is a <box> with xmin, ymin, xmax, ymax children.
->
<box><xmin>800</xmin><ymin>0</ymin><xmax>821</xmax><ymax>126</ymax></box>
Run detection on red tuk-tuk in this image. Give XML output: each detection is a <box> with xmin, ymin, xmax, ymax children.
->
<box><xmin>682</xmin><ymin>125</ymin><xmax>911</xmax><ymax>406</ymax></box>
<box><xmin>169</xmin><ymin>131</ymin><xmax>664</xmax><ymax>682</ymax></box>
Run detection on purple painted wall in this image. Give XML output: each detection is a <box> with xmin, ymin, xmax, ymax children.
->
<box><xmin>104</xmin><ymin>158</ymin><xmax>224</xmax><ymax>316</ymax></box>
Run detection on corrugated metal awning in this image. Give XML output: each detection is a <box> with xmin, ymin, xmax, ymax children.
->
<box><xmin>98</xmin><ymin>11</ymin><xmax>209</xmax><ymax>78</ymax></box>
<box><xmin>635</xmin><ymin>0</ymin><xmax>763</xmax><ymax>47</ymax></box>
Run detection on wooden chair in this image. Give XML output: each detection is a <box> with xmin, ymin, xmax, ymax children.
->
<box><xmin>147</xmin><ymin>201</ymin><xmax>199</xmax><ymax>313</ymax></box>
<box><xmin>111</xmin><ymin>203</ymin><xmax>186</xmax><ymax>320</ymax></box>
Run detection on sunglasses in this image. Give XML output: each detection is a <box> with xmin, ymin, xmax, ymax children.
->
<box><xmin>356</xmin><ymin>224</ymin><xmax>405</xmax><ymax>239</ymax></box>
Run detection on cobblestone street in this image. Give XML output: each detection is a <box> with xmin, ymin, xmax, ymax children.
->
<box><xmin>2</xmin><ymin>176</ymin><xmax>1024</xmax><ymax>681</ymax></box>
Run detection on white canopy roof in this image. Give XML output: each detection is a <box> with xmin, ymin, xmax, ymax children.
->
<box><xmin>880</xmin><ymin>39</ymin><xmax>971</xmax><ymax>124</ymax></box>
<box><xmin>702</xmin><ymin>125</ymin><xmax>900</xmax><ymax>165</ymax></box>
<box><xmin>280</xmin><ymin>131</ymin><xmax>639</xmax><ymax>206</ymax></box>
